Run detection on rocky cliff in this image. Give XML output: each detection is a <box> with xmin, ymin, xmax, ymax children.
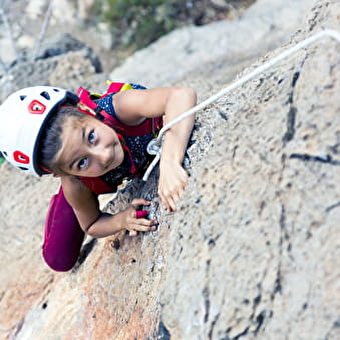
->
<box><xmin>1</xmin><ymin>0</ymin><xmax>339</xmax><ymax>339</ymax></box>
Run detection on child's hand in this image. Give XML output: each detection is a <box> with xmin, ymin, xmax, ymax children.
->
<box><xmin>119</xmin><ymin>198</ymin><xmax>157</xmax><ymax>237</ymax></box>
<box><xmin>158</xmin><ymin>160</ymin><xmax>188</xmax><ymax>212</ymax></box>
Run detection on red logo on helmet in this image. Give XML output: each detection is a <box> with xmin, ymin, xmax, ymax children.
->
<box><xmin>13</xmin><ymin>151</ymin><xmax>30</xmax><ymax>164</ymax></box>
<box><xmin>28</xmin><ymin>100</ymin><xmax>46</xmax><ymax>114</ymax></box>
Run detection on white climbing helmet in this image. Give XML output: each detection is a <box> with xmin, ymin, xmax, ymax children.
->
<box><xmin>0</xmin><ymin>86</ymin><xmax>79</xmax><ymax>176</ymax></box>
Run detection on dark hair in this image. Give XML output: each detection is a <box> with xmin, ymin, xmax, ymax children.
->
<box><xmin>37</xmin><ymin>105</ymin><xmax>85</xmax><ymax>174</ymax></box>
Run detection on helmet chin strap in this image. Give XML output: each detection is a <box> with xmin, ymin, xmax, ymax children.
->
<box><xmin>39</xmin><ymin>164</ymin><xmax>59</xmax><ymax>176</ymax></box>
<box><xmin>75</xmin><ymin>104</ymin><xmax>97</xmax><ymax>118</ymax></box>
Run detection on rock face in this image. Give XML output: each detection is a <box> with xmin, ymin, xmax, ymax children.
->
<box><xmin>160</xmin><ymin>2</ymin><xmax>340</xmax><ymax>338</ymax></box>
<box><xmin>0</xmin><ymin>33</ymin><xmax>105</xmax><ymax>101</ymax></box>
<box><xmin>110</xmin><ymin>0</ymin><xmax>315</xmax><ymax>88</ymax></box>
<box><xmin>1</xmin><ymin>0</ymin><xmax>339</xmax><ymax>339</ymax></box>
<box><xmin>162</xmin><ymin>14</ymin><xmax>340</xmax><ymax>340</ymax></box>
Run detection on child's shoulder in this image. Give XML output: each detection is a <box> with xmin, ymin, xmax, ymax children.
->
<box><xmin>61</xmin><ymin>176</ymin><xmax>93</xmax><ymax>206</ymax></box>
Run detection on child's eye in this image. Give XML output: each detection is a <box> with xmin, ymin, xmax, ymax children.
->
<box><xmin>88</xmin><ymin>130</ymin><xmax>96</xmax><ymax>144</ymax></box>
<box><xmin>78</xmin><ymin>158</ymin><xmax>88</xmax><ymax>170</ymax></box>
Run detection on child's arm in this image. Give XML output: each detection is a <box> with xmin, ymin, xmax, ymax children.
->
<box><xmin>61</xmin><ymin>176</ymin><xmax>156</xmax><ymax>237</ymax></box>
<box><xmin>113</xmin><ymin>87</ymin><xmax>197</xmax><ymax>211</ymax></box>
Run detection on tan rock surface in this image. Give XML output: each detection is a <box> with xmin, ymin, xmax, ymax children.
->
<box><xmin>1</xmin><ymin>0</ymin><xmax>339</xmax><ymax>339</ymax></box>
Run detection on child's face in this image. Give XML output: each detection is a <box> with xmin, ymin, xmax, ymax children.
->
<box><xmin>54</xmin><ymin>115</ymin><xmax>124</xmax><ymax>177</ymax></box>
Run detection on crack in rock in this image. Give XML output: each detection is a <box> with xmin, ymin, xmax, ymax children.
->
<box><xmin>290</xmin><ymin>153</ymin><xmax>340</xmax><ymax>166</ymax></box>
<box><xmin>151</xmin><ymin>321</ymin><xmax>171</xmax><ymax>340</ymax></box>
<box><xmin>282</xmin><ymin>106</ymin><xmax>297</xmax><ymax>143</ymax></box>
<box><xmin>282</xmin><ymin>70</ymin><xmax>301</xmax><ymax>143</ymax></box>
<box><xmin>325</xmin><ymin>201</ymin><xmax>340</xmax><ymax>213</ymax></box>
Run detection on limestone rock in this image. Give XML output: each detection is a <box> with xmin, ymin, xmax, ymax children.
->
<box><xmin>26</xmin><ymin>0</ymin><xmax>75</xmax><ymax>24</ymax></box>
<box><xmin>1</xmin><ymin>0</ymin><xmax>339</xmax><ymax>340</ymax></box>
<box><xmin>110</xmin><ymin>0</ymin><xmax>313</xmax><ymax>87</ymax></box>
<box><xmin>161</xmin><ymin>1</ymin><xmax>340</xmax><ymax>339</ymax></box>
<box><xmin>0</xmin><ymin>35</ymin><xmax>104</xmax><ymax>101</ymax></box>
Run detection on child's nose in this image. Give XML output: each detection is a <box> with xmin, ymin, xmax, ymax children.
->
<box><xmin>94</xmin><ymin>146</ymin><xmax>112</xmax><ymax>168</ymax></box>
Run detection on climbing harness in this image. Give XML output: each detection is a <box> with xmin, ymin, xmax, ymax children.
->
<box><xmin>142</xmin><ymin>29</ymin><xmax>340</xmax><ymax>181</ymax></box>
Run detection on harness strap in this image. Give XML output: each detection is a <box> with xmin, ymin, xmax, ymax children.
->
<box><xmin>75</xmin><ymin>82</ymin><xmax>163</xmax><ymax>195</ymax></box>
<box><xmin>76</xmin><ymin>86</ymin><xmax>163</xmax><ymax>137</ymax></box>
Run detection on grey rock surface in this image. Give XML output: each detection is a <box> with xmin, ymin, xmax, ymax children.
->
<box><xmin>110</xmin><ymin>0</ymin><xmax>314</xmax><ymax>88</ymax></box>
<box><xmin>0</xmin><ymin>34</ymin><xmax>106</xmax><ymax>101</ymax></box>
<box><xmin>159</xmin><ymin>1</ymin><xmax>340</xmax><ymax>339</ymax></box>
<box><xmin>1</xmin><ymin>0</ymin><xmax>339</xmax><ymax>339</ymax></box>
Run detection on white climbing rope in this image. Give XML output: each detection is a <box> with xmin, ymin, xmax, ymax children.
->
<box><xmin>143</xmin><ymin>29</ymin><xmax>340</xmax><ymax>181</ymax></box>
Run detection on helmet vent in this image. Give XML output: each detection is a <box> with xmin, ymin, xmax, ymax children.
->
<box><xmin>40</xmin><ymin>91</ymin><xmax>50</xmax><ymax>100</ymax></box>
<box><xmin>2</xmin><ymin>151</ymin><xmax>7</xmax><ymax>156</ymax></box>
<box><xmin>19</xmin><ymin>167</ymin><xmax>28</xmax><ymax>171</ymax></box>
<box><xmin>20</xmin><ymin>95</ymin><xmax>26</xmax><ymax>101</ymax></box>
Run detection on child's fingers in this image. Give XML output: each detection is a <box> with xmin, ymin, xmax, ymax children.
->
<box><xmin>158</xmin><ymin>179</ymin><xmax>187</xmax><ymax>212</ymax></box>
<box><xmin>128</xmin><ymin>223</ymin><xmax>156</xmax><ymax>236</ymax></box>
<box><xmin>129</xmin><ymin>230</ymin><xmax>138</xmax><ymax>237</ymax></box>
<box><xmin>159</xmin><ymin>190</ymin><xmax>178</xmax><ymax>212</ymax></box>
<box><xmin>128</xmin><ymin>225</ymin><xmax>156</xmax><ymax>236</ymax></box>
<box><xmin>131</xmin><ymin>198</ymin><xmax>151</xmax><ymax>208</ymax></box>
<box><xmin>132</xmin><ymin>218</ymin><xmax>157</xmax><ymax>231</ymax></box>
<box><xmin>165</xmin><ymin>197</ymin><xmax>176</xmax><ymax>212</ymax></box>
<box><xmin>125</xmin><ymin>199</ymin><xmax>158</xmax><ymax>236</ymax></box>
<box><xmin>127</xmin><ymin>214</ymin><xmax>157</xmax><ymax>234</ymax></box>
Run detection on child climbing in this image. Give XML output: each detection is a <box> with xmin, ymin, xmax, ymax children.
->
<box><xmin>0</xmin><ymin>82</ymin><xmax>197</xmax><ymax>271</ymax></box>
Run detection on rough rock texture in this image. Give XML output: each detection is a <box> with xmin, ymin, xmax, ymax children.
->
<box><xmin>110</xmin><ymin>0</ymin><xmax>314</xmax><ymax>88</ymax></box>
<box><xmin>163</xmin><ymin>27</ymin><xmax>340</xmax><ymax>340</ymax></box>
<box><xmin>160</xmin><ymin>2</ymin><xmax>340</xmax><ymax>339</ymax></box>
<box><xmin>0</xmin><ymin>33</ymin><xmax>105</xmax><ymax>101</ymax></box>
<box><xmin>1</xmin><ymin>0</ymin><xmax>339</xmax><ymax>339</ymax></box>
<box><xmin>0</xmin><ymin>0</ymin><xmax>252</xmax><ymax>74</ymax></box>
